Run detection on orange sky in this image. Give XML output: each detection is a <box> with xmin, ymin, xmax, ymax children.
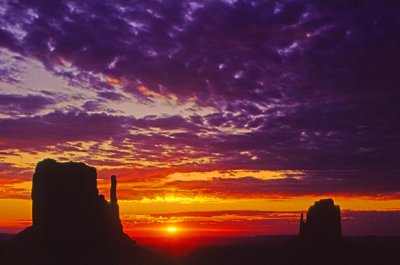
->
<box><xmin>1</xmin><ymin>176</ymin><xmax>400</xmax><ymax>238</ymax></box>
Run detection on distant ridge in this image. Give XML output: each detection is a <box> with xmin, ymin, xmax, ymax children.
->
<box><xmin>0</xmin><ymin>234</ymin><xmax>14</xmax><ymax>241</ymax></box>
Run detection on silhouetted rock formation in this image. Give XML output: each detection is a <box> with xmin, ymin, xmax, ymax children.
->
<box><xmin>106</xmin><ymin>175</ymin><xmax>123</xmax><ymax>234</ymax></box>
<box><xmin>299</xmin><ymin>198</ymin><xmax>342</xmax><ymax>241</ymax></box>
<box><xmin>31</xmin><ymin>159</ymin><xmax>122</xmax><ymax>238</ymax></box>
<box><xmin>278</xmin><ymin>198</ymin><xmax>348</xmax><ymax>265</ymax></box>
<box><xmin>2</xmin><ymin>159</ymin><xmax>167</xmax><ymax>265</ymax></box>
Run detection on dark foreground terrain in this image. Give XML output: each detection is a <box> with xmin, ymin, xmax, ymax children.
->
<box><xmin>177</xmin><ymin>235</ymin><xmax>400</xmax><ymax>265</ymax></box>
<box><xmin>2</xmin><ymin>234</ymin><xmax>400</xmax><ymax>265</ymax></box>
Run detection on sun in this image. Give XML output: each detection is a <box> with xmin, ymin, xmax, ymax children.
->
<box><xmin>166</xmin><ymin>226</ymin><xmax>177</xmax><ymax>233</ymax></box>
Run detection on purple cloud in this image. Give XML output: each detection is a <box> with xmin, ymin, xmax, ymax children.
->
<box><xmin>0</xmin><ymin>94</ymin><xmax>55</xmax><ymax>115</ymax></box>
<box><xmin>0</xmin><ymin>0</ymin><xmax>397</xmax><ymax>104</ymax></box>
<box><xmin>0</xmin><ymin>0</ymin><xmax>399</xmax><ymax>197</ymax></box>
<box><xmin>0</xmin><ymin>111</ymin><xmax>128</xmax><ymax>148</ymax></box>
<box><xmin>164</xmin><ymin>171</ymin><xmax>400</xmax><ymax>199</ymax></box>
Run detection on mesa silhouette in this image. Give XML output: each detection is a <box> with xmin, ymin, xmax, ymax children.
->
<box><xmin>277</xmin><ymin>199</ymin><xmax>349</xmax><ymax>265</ymax></box>
<box><xmin>299</xmin><ymin>198</ymin><xmax>342</xmax><ymax>241</ymax></box>
<box><xmin>1</xmin><ymin>159</ymin><xmax>167</xmax><ymax>265</ymax></box>
<box><xmin>181</xmin><ymin>199</ymin><xmax>399</xmax><ymax>265</ymax></box>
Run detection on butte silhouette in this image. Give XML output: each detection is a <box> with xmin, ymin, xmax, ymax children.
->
<box><xmin>299</xmin><ymin>198</ymin><xmax>342</xmax><ymax>241</ymax></box>
<box><xmin>1</xmin><ymin>159</ymin><xmax>167</xmax><ymax>265</ymax></box>
<box><xmin>277</xmin><ymin>198</ymin><xmax>352</xmax><ymax>265</ymax></box>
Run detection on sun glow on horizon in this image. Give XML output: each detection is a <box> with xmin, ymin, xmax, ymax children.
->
<box><xmin>167</xmin><ymin>226</ymin><xmax>177</xmax><ymax>233</ymax></box>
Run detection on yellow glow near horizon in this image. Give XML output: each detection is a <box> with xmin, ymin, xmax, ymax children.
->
<box><xmin>2</xmin><ymin>195</ymin><xmax>400</xmax><ymax>235</ymax></box>
<box><xmin>164</xmin><ymin>169</ymin><xmax>302</xmax><ymax>182</ymax></box>
<box><xmin>118</xmin><ymin>196</ymin><xmax>400</xmax><ymax>215</ymax></box>
<box><xmin>167</xmin><ymin>226</ymin><xmax>177</xmax><ymax>233</ymax></box>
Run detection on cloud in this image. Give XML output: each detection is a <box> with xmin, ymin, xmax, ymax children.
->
<box><xmin>97</xmin><ymin>91</ymin><xmax>126</xmax><ymax>101</ymax></box>
<box><xmin>0</xmin><ymin>0</ymin><xmax>397</xmax><ymax>104</ymax></box>
<box><xmin>123</xmin><ymin>210</ymin><xmax>400</xmax><ymax>236</ymax></box>
<box><xmin>0</xmin><ymin>0</ymin><xmax>399</xmax><ymax>199</ymax></box>
<box><xmin>0</xmin><ymin>28</ymin><xmax>18</xmax><ymax>51</ymax></box>
<box><xmin>0</xmin><ymin>111</ymin><xmax>129</xmax><ymax>148</ymax></box>
<box><xmin>163</xmin><ymin>170</ymin><xmax>400</xmax><ymax>199</ymax></box>
<box><xmin>0</xmin><ymin>107</ymin><xmax>399</xmax><ymax>197</ymax></box>
<box><xmin>0</xmin><ymin>94</ymin><xmax>55</xmax><ymax>115</ymax></box>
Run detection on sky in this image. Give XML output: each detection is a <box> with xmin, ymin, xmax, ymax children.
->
<box><xmin>1</xmin><ymin>0</ymin><xmax>400</xmax><ymax>240</ymax></box>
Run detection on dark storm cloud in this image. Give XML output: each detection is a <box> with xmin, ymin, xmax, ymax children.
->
<box><xmin>0</xmin><ymin>94</ymin><xmax>55</xmax><ymax>115</ymax></box>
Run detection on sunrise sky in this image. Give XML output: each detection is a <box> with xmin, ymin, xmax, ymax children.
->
<box><xmin>1</xmin><ymin>0</ymin><xmax>400</xmax><ymax>240</ymax></box>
